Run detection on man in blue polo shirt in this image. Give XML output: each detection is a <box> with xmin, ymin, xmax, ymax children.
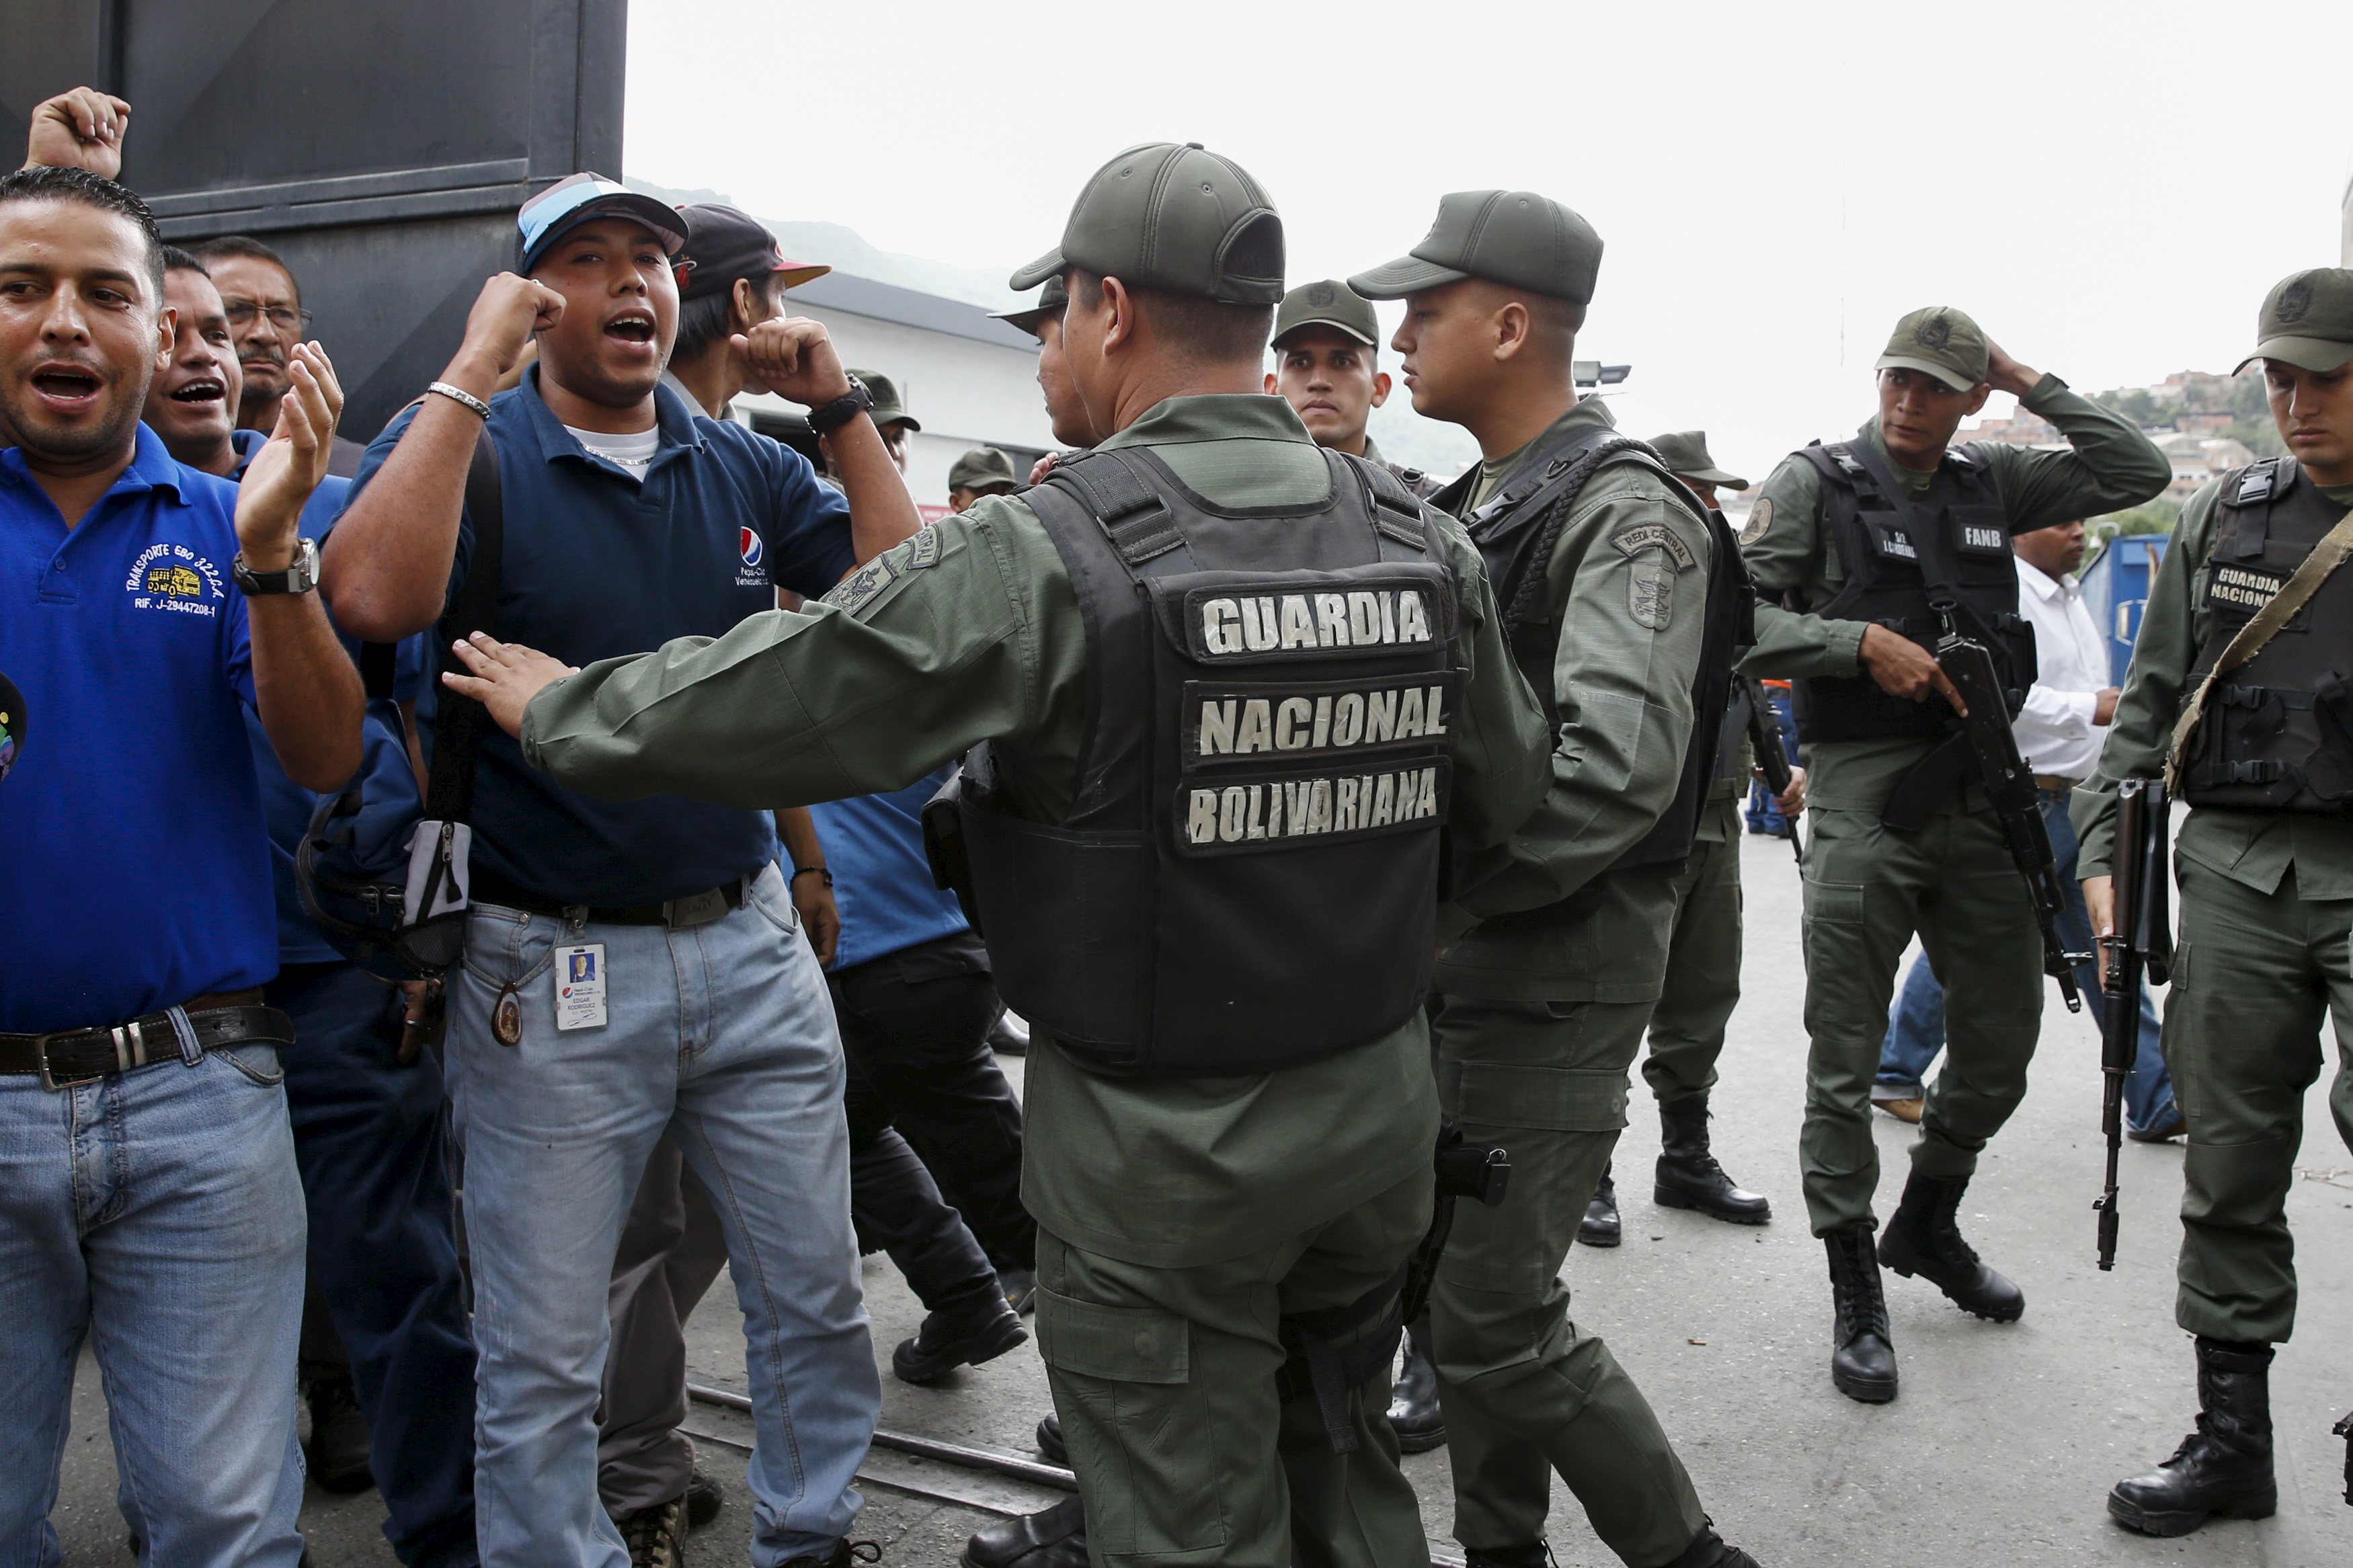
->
<box><xmin>321</xmin><ymin>175</ymin><xmax>919</xmax><ymax>1568</ymax></box>
<box><xmin>140</xmin><ymin>243</ymin><xmax>483</xmax><ymax>1568</ymax></box>
<box><xmin>0</xmin><ymin>164</ymin><xmax>360</xmax><ymax>1567</ymax></box>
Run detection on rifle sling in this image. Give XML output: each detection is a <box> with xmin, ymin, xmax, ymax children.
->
<box><xmin>2167</xmin><ymin>507</ymin><xmax>2353</xmax><ymax>788</ymax></box>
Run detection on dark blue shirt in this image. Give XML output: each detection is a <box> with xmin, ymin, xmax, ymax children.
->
<box><xmin>348</xmin><ymin>367</ymin><xmax>857</xmax><ymax>905</ymax></box>
<box><xmin>0</xmin><ymin>427</ymin><xmax>272</xmax><ymax>1032</ymax></box>
<box><xmin>808</xmin><ymin>766</ymin><xmax>972</xmax><ymax>971</ymax></box>
<box><xmin>222</xmin><ymin>435</ymin><xmax>414</xmax><ymax>964</ymax></box>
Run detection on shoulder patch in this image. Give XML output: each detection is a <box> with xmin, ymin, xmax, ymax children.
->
<box><xmin>821</xmin><ymin>552</ymin><xmax>898</xmax><ymax>615</ymax></box>
<box><xmin>820</xmin><ymin>522</ymin><xmax>945</xmax><ymax>616</ymax></box>
<box><xmin>1740</xmin><ymin>496</ymin><xmax>1773</xmax><ymax>546</ymax></box>
<box><xmin>1610</xmin><ymin>521</ymin><xmax>1697</xmax><ymax>571</ymax></box>
<box><xmin>1628</xmin><ymin>560</ymin><xmax>1674</xmax><ymax>630</ymax></box>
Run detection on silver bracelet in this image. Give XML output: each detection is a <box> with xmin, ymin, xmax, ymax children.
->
<box><xmin>426</xmin><ymin>380</ymin><xmax>492</xmax><ymax>419</ymax></box>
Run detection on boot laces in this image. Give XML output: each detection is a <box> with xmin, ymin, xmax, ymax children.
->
<box><xmin>1829</xmin><ymin>1237</ymin><xmax>1889</xmax><ymax>1339</ymax></box>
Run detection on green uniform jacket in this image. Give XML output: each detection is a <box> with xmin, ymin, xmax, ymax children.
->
<box><xmin>1433</xmin><ymin>399</ymin><xmax>1718</xmax><ymax>1002</ymax></box>
<box><xmin>518</xmin><ymin>394</ymin><xmax>1553</xmax><ymax>1269</ymax></box>
<box><xmin>2073</xmin><ymin>468</ymin><xmax>2353</xmax><ymax>891</ymax></box>
<box><xmin>1741</xmin><ymin>376</ymin><xmax>2171</xmax><ymax>810</ymax></box>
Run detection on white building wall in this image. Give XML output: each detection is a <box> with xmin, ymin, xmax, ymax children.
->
<box><xmin>731</xmin><ymin>304</ymin><xmax>1055</xmax><ymax>512</ymax></box>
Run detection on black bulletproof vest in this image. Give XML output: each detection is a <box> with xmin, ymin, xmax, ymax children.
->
<box><xmin>1792</xmin><ymin>440</ymin><xmax>2034</xmax><ymax>742</ymax></box>
<box><xmin>1444</xmin><ymin>426</ymin><xmax>1749</xmax><ymax>881</ymax></box>
<box><xmin>2179</xmin><ymin>457</ymin><xmax>2353</xmax><ymax>813</ymax></box>
<box><xmin>957</xmin><ymin>446</ymin><xmax>1461</xmax><ymax>1077</ymax></box>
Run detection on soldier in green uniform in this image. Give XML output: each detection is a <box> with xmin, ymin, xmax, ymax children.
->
<box><xmin>1351</xmin><ymin>194</ymin><xmax>1763</xmax><ymax>1568</ymax></box>
<box><xmin>1579</xmin><ymin>433</ymin><xmax>1790</xmax><ymax>1249</ymax></box>
<box><xmin>841</xmin><ymin>367</ymin><xmax>917</xmax><ymax>472</ymax></box>
<box><xmin>1741</xmin><ymin>306</ymin><xmax>2169</xmax><ymax>1403</ymax></box>
<box><xmin>442</xmin><ymin>141</ymin><xmax>1555</xmax><ymax>1568</ymax></box>
<box><xmin>2077</xmin><ymin>268</ymin><xmax>2353</xmax><ymax>1538</ymax></box>
<box><xmin>1265</xmin><ymin>279</ymin><xmax>1432</xmax><ymax>495</ymax></box>
<box><xmin>947</xmin><ymin>446</ymin><xmax>1020</xmax><ymax>512</ymax></box>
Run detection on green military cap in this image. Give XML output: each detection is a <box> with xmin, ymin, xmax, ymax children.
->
<box><xmin>1272</xmin><ymin>279</ymin><xmax>1380</xmax><ymax>349</ymax></box>
<box><xmin>990</xmin><ymin>274</ymin><xmax>1069</xmax><ymax>340</ymax></box>
<box><xmin>1349</xmin><ymin>190</ymin><xmax>1602</xmax><ymax>304</ymax></box>
<box><xmin>1008</xmin><ymin>141</ymin><xmax>1284</xmax><ymax>305</ymax></box>
<box><xmin>1876</xmin><ymin>306</ymin><xmax>1989</xmax><ymax>392</ymax></box>
<box><xmin>848</xmin><ymin>368</ymin><xmax>919</xmax><ymax>432</ymax></box>
<box><xmin>1645</xmin><ymin>431</ymin><xmax>1748</xmax><ymax>492</ymax></box>
<box><xmin>948</xmin><ymin>446</ymin><xmax>1020</xmax><ymax>494</ymax></box>
<box><xmin>2235</xmin><ymin>268</ymin><xmax>2353</xmax><ymax>374</ymax></box>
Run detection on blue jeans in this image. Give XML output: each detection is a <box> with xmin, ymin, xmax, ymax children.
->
<box><xmin>1878</xmin><ymin>790</ymin><xmax>2178</xmax><ymax>1132</ymax></box>
<box><xmin>0</xmin><ymin>1035</ymin><xmax>308</xmax><ymax>1568</ymax></box>
<box><xmin>270</xmin><ymin>962</ymin><xmax>479</xmax><ymax>1567</ymax></box>
<box><xmin>446</xmin><ymin>863</ymin><xmax>876</xmax><ymax>1568</ymax></box>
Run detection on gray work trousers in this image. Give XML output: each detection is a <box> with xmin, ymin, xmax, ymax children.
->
<box><xmin>598</xmin><ymin>1134</ymin><xmax>729</xmax><ymax>1514</ymax></box>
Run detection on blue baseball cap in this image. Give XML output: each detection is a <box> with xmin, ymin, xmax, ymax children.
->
<box><xmin>516</xmin><ymin>173</ymin><xmax>688</xmax><ymax>275</ymax></box>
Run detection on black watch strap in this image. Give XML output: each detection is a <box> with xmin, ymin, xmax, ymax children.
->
<box><xmin>807</xmin><ymin>378</ymin><xmax>873</xmax><ymax>436</ymax></box>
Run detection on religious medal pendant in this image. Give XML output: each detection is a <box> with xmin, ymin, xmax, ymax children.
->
<box><xmin>493</xmin><ymin>983</ymin><xmax>523</xmax><ymax>1046</ymax></box>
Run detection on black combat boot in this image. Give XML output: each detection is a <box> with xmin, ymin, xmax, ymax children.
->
<box><xmin>1577</xmin><ymin>1165</ymin><xmax>1621</xmax><ymax>1247</ymax></box>
<box><xmin>1876</xmin><ymin>1171</ymin><xmax>2024</xmax><ymax>1322</ymax></box>
<box><xmin>964</xmin><ymin>1496</ymin><xmax>1086</xmax><ymax>1568</ymax></box>
<box><xmin>1652</xmin><ymin>1095</ymin><xmax>1771</xmax><ymax>1224</ymax></box>
<box><xmin>1035</xmin><ymin>1413</ymin><xmax>1067</xmax><ymax>1467</ymax></box>
<box><xmin>2108</xmin><ymin>1339</ymin><xmax>2278</xmax><ymax>1536</ymax></box>
<box><xmin>1385</xmin><ymin>1324</ymin><xmax>1445</xmax><ymax>1453</ymax></box>
<box><xmin>1461</xmin><ymin>1544</ymin><xmax>1551</xmax><ymax>1568</ymax></box>
<box><xmin>1824</xmin><ymin>1223</ymin><xmax>1897</xmax><ymax>1404</ymax></box>
<box><xmin>1663</xmin><ymin>1523</ymin><xmax>1764</xmax><ymax>1567</ymax></box>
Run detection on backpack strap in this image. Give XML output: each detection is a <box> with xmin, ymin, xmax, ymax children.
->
<box><xmin>424</xmin><ymin>427</ymin><xmax>503</xmax><ymax>823</ymax></box>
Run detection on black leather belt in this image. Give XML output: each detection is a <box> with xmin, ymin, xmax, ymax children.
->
<box><xmin>470</xmin><ymin>866</ymin><xmax>750</xmax><ymax>928</ymax></box>
<box><xmin>1</xmin><ymin>994</ymin><xmax>296</xmax><ymax>1090</ymax></box>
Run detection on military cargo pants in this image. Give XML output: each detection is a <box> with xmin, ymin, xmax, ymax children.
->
<box><xmin>1798</xmin><ymin>802</ymin><xmax>2044</xmax><ymax>1234</ymax></box>
<box><xmin>1033</xmin><ymin>1171</ymin><xmax>1430</xmax><ymax>1568</ymax></box>
<box><xmin>1428</xmin><ymin>876</ymin><xmax>1711</xmax><ymax>1566</ymax></box>
<box><xmin>2165</xmin><ymin>858</ymin><xmax>2353</xmax><ymax>1343</ymax></box>
<box><xmin>1640</xmin><ymin>797</ymin><xmax>1745</xmax><ymax>1105</ymax></box>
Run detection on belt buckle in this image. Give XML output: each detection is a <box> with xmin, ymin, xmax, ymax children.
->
<box><xmin>664</xmin><ymin>888</ymin><xmax>728</xmax><ymax>928</ymax></box>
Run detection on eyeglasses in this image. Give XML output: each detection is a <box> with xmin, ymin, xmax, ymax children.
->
<box><xmin>221</xmin><ymin>299</ymin><xmax>315</xmax><ymax>334</ymax></box>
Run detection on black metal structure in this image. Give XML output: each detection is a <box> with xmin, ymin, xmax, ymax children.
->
<box><xmin>1</xmin><ymin>0</ymin><xmax>626</xmax><ymax>443</ymax></box>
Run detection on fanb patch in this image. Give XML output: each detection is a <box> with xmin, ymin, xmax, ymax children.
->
<box><xmin>1629</xmin><ymin>560</ymin><xmax>1673</xmax><ymax>629</ymax></box>
<box><xmin>1740</xmin><ymin>496</ymin><xmax>1773</xmax><ymax>546</ymax></box>
<box><xmin>822</xmin><ymin>553</ymin><xmax>897</xmax><ymax>615</ymax></box>
<box><xmin>1609</xmin><ymin>522</ymin><xmax>1696</xmax><ymax>570</ymax></box>
<box><xmin>820</xmin><ymin>526</ymin><xmax>943</xmax><ymax>616</ymax></box>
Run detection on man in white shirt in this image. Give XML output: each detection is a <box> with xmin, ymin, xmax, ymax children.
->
<box><xmin>1871</xmin><ymin>522</ymin><xmax>2182</xmax><ymax>1139</ymax></box>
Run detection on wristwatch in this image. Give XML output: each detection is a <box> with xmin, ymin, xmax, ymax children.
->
<box><xmin>233</xmin><ymin>536</ymin><xmax>320</xmax><ymax>595</ymax></box>
<box><xmin>806</xmin><ymin>377</ymin><xmax>873</xmax><ymax>436</ymax></box>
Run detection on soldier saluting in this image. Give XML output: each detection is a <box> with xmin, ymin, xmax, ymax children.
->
<box><xmin>443</xmin><ymin>141</ymin><xmax>1553</xmax><ymax>1568</ymax></box>
<box><xmin>2077</xmin><ymin>268</ymin><xmax>2353</xmax><ymax>1538</ymax></box>
<box><xmin>1741</xmin><ymin>307</ymin><xmax>2169</xmax><ymax>1403</ymax></box>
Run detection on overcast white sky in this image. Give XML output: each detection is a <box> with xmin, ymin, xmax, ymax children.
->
<box><xmin>627</xmin><ymin>0</ymin><xmax>2353</xmax><ymax>482</ymax></box>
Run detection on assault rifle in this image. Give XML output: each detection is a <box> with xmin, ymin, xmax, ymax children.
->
<box><xmin>1885</xmin><ymin>616</ymin><xmax>2088</xmax><ymax>1013</ymax></box>
<box><xmin>2094</xmin><ymin>778</ymin><xmax>2172</xmax><ymax>1270</ymax></box>
<box><xmin>1742</xmin><ymin>677</ymin><xmax>1800</xmax><ymax>863</ymax></box>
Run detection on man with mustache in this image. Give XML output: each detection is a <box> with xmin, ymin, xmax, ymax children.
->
<box><xmin>322</xmin><ymin>172</ymin><xmax>920</xmax><ymax>1568</ymax></box>
<box><xmin>190</xmin><ymin>233</ymin><xmax>367</xmax><ymax>476</ymax></box>
<box><xmin>1741</xmin><ymin>306</ymin><xmax>2167</xmax><ymax>1405</ymax></box>
<box><xmin>0</xmin><ymin>159</ymin><xmax>359</xmax><ymax>1565</ymax></box>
